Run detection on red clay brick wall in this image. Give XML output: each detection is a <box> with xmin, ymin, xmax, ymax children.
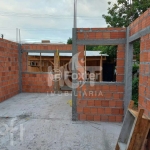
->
<box><xmin>0</xmin><ymin>39</ymin><xmax>19</xmax><ymax>102</ymax></box>
<box><xmin>21</xmin><ymin>44</ymin><xmax>72</xmax><ymax>93</ymax></box>
<box><xmin>139</xmin><ymin>34</ymin><xmax>150</xmax><ymax>117</ymax></box>
<box><xmin>22</xmin><ymin>73</ymin><xmax>54</xmax><ymax>93</ymax></box>
<box><xmin>22</xmin><ymin>52</ymin><xmax>27</xmax><ymax>72</ymax></box>
<box><xmin>129</xmin><ymin>8</ymin><xmax>150</xmax><ymax>36</ymax></box>
<box><xmin>77</xmin><ymin>28</ymin><xmax>126</xmax><ymax>40</ymax></box>
<box><xmin>76</xmin><ymin>29</ymin><xmax>126</xmax><ymax>122</ymax></box>
<box><xmin>77</xmin><ymin>84</ymin><xmax>124</xmax><ymax>122</ymax></box>
<box><xmin>129</xmin><ymin>8</ymin><xmax>150</xmax><ymax>118</ymax></box>
<box><xmin>116</xmin><ymin>45</ymin><xmax>125</xmax><ymax>82</ymax></box>
<box><xmin>21</xmin><ymin>44</ymin><xmax>72</xmax><ymax>72</ymax></box>
<box><xmin>22</xmin><ymin>44</ymin><xmax>72</xmax><ymax>51</ymax></box>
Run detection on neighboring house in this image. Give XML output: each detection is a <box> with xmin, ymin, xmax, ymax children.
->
<box><xmin>27</xmin><ymin>51</ymin><xmax>116</xmax><ymax>82</ymax></box>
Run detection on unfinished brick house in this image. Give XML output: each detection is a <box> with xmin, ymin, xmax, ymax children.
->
<box><xmin>0</xmin><ymin>8</ymin><xmax>150</xmax><ymax>126</ymax></box>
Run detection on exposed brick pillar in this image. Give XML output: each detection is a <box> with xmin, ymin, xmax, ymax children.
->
<box><xmin>139</xmin><ymin>34</ymin><xmax>150</xmax><ymax>117</ymax></box>
<box><xmin>116</xmin><ymin>44</ymin><xmax>125</xmax><ymax>82</ymax></box>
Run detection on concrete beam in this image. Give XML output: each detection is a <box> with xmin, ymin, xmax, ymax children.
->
<box><xmin>77</xmin><ymin>39</ymin><xmax>126</xmax><ymax>45</ymax></box>
<box><xmin>129</xmin><ymin>26</ymin><xmax>150</xmax><ymax>42</ymax></box>
<box><xmin>22</xmin><ymin>50</ymin><xmax>73</xmax><ymax>53</ymax></box>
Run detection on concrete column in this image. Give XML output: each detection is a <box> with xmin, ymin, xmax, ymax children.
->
<box><xmin>124</xmin><ymin>27</ymin><xmax>133</xmax><ymax>115</ymax></box>
<box><xmin>18</xmin><ymin>44</ymin><xmax>22</xmax><ymax>93</ymax></box>
<box><xmin>72</xmin><ymin>28</ymin><xmax>78</xmax><ymax>121</ymax></box>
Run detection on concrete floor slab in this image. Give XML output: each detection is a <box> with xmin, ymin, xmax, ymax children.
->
<box><xmin>0</xmin><ymin>93</ymin><xmax>122</xmax><ymax>150</ymax></box>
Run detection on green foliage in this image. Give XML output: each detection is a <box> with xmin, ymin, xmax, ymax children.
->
<box><xmin>133</xmin><ymin>40</ymin><xmax>140</xmax><ymax>62</ymax></box>
<box><xmin>132</xmin><ymin>77</ymin><xmax>139</xmax><ymax>106</ymax></box>
<box><xmin>67</xmin><ymin>37</ymin><xmax>72</xmax><ymax>44</ymax></box>
<box><xmin>85</xmin><ymin>45</ymin><xmax>117</xmax><ymax>59</ymax></box>
<box><xmin>103</xmin><ymin>0</ymin><xmax>146</xmax><ymax>106</ymax></box>
<box><xmin>132</xmin><ymin>64</ymin><xmax>139</xmax><ymax>74</ymax></box>
<box><xmin>86</xmin><ymin>45</ymin><xmax>97</xmax><ymax>51</ymax></box>
<box><xmin>102</xmin><ymin>0</ymin><xmax>150</xmax><ymax>27</ymax></box>
<box><xmin>93</xmin><ymin>45</ymin><xmax>117</xmax><ymax>59</ymax></box>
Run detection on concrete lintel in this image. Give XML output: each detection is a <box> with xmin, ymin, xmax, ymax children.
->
<box><xmin>129</xmin><ymin>26</ymin><xmax>150</xmax><ymax>42</ymax></box>
<box><xmin>22</xmin><ymin>50</ymin><xmax>73</xmax><ymax>53</ymax></box>
<box><xmin>77</xmin><ymin>39</ymin><xmax>126</xmax><ymax>45</ymax></box>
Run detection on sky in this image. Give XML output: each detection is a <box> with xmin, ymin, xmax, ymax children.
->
<box><xmin>0</xmin><ymin>0</ymin><xmax>117</xmax><ymax>43</ymax></box>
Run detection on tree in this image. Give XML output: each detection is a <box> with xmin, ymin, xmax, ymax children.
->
<box><xmin>86</xmin><ymin>45</ymin><xmax>98</xmax><ymax>51</ymax></box>
<box><xmin>102</xmin><ymin>0</ymin><xmax>150</xmax><ymax>59</ymax></box>
<box><xmin>67</xmin><ymin>38</ymin><xmax>72</xmax><ymax>44</ymax></box>
<box><xmin>132</xmin><ymin>77</ymin><xmax>139</xmax><ymax>106</ymax></box>
<box><xmin>102</xmin><ymin>0</ymin><xmax>150</xmax><ymax>27</ymax></box>
<box><xmin>133</xmin><ymin>40</ymin><xmax>140</xmax><ymax>62</ymax></box>
<box><xmin>93</xmin><ymin>45</ymin><xmax>117</xmax><ymax>59</ymax></box>
<box><xmin>102</xmin><ymin>0</ymin><xmax>148</xmax><ymax>61</ymax></box>
<box><xmin>101</xmin><ymin>0</ymin><xmax>150</xmax><ymax>60</ymax></box>
<box><xmin>102</xmin><ymin>0</ymin><xmax>150</xmax><ymax>106</ymax></box>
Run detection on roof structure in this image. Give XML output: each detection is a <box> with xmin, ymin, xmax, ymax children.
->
<box><xmin>28</xmin><ymin>51</ymin><xmax>108</xmax><ymax>57</ymax></box>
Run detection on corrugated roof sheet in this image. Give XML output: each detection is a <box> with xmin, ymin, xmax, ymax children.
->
<box><xmin>28</xmin><ymin>51</ymin><xmax>108</xmax><ymax>57</ymax></box>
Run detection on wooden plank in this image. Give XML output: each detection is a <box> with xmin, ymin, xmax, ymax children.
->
<box><xmin>49</xmin><ymin>60</ymin><xmax>54</xmax><ymax>66</ymax></box>
<box><xmin>54</xmin><ymin>50</ymin><xmax>60</xmax><ymax>93</ymax></box>
<box><xmin>59</xmin><ymin>66</ymin><xmax>64</xmax><ymax>87</ymax></box>
<box><xmin>128</xmin><ymin>109</ymin><xmax>138</xmax><ymax>118</ymax></box>
<box><xmin>129</xmin><ymin>108</ymin><xmax>149</xmax><ymax>120</ymax></box>
<box><xmin>132</xmin><ymin>119</ymin><xmax>150</xmax><ymax>150</ymax></box>
<box><xmin>115</xmin><ymin>143</ymin><xmax>120</xmax><ymax>150</ymax></box>
<box><xmin>128</xmin><ymin>100</ymin><xmax>134</xmax><ymax>109</ymax></box>
<box><xmin>127</xmin><ymin>109</ymin><xmax>144</xmax><ymax>150</ymax></box>
<box><xmin>147</xmin><ymin>125</ymin><xmax>150</xmax><ymax>149</ymax></box>
<box><xmin>116</xmin><ymin>107</ymin><xmax>150</xmax><ymax>150</ymax></box>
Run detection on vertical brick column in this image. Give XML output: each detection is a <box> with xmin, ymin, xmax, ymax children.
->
<box><xmin>116</xmin><ymin>44</ymin><xmax>125</xmax><ymax>82</ymax></box>
<box><xmin>139</xmin><ymin>34</ymin><xmax>150</xmax><ymax>117</ymax></box>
